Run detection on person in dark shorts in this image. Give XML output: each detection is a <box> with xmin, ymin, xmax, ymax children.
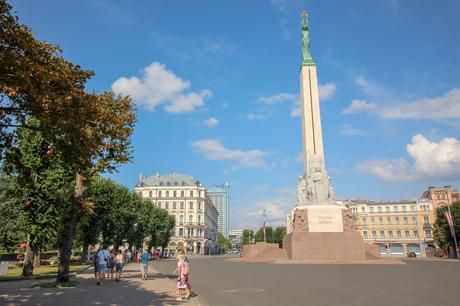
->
<box><xmin>93</xmin><ymin>252</ymin><xmax>99</xmax><ymax>281</ymax></box>
<box><xmin>107</xmin><ymin>249</ymin><xmax>115</xmax><ymax>281</ymax></box>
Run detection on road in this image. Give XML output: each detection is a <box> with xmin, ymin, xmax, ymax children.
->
<box><xmin>153</xmin><ymin>256</ymin><xmax>460</xmax><ymax>306</ymax></box>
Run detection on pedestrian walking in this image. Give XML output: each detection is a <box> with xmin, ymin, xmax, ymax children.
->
<box><xmin>97</xmin><ymin>246</ymin><xmax>109</xmax><ymax>285</ymax></box>
<box><xmin>174</xmin><ymin>253</ymin><xmax>189</xmax><ymax>301</ymax></box>
<box><xmin>108</xmin><ymin>249</ymin><xmax>115</xmax><ymax>281</ymax></box>
<box><xmin>138</xmin><ymin>247</ymin><xmax>150</xmax><ymax>280</ymax></box>
<box><xmin>92</xmin><ymin>251</ymin><xmax>99</xmax><ymax>281</ymax></box>
<box><xmin>177</xmin><ymin>249</ymin><xmax>196</xmax><ymax>299</ymax></box>
<box><xmin>114</xmin><ymin>249</ymin><xmax>126</xmax><ymax>282</ymax></box>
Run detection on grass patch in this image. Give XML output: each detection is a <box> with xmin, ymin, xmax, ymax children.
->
<box><xmin>0</xmin><ymin>263</ymin><xmax>89</xmax><ymax>281</ymax></box>
<box><xmin>33</xmin><ymin>280</ymin><xmax>79</xmax><ymax>288</ymax></box>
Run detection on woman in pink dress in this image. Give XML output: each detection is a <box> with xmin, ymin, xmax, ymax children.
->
<box><xmin>174</xmin><ymin>254</ymin><xmax>188</xmax><ymax>301</ymax></box>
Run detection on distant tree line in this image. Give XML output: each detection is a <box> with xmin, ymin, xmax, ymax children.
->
<box><xmin>242</xmin><ymin>227</ymin><xmax>286</xmax><ymax>246</ymax></box>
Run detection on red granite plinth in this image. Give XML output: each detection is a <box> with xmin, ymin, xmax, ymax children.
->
<box><xmin>283</xmin><ymin>231</ymin><xmax>366</xmax><ymax>260</ymax></box>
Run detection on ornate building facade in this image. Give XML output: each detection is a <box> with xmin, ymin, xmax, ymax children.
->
<box><xmin>135</xmin><ymin>173</ymin><xmax>219</xmax><ymax>256</ymax></box>
<box><xmin>421</xmin><ymin>186</ymin><xmax>459</xmax><ymax>210</ymax></box>
<box><xmin>347</xmin><ymin>199</ymin><xmax>435</xmax><ymax>257</ymax></box>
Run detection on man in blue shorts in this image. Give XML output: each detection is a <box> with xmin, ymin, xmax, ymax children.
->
<box><xmin>97</xmin><ymin>246</ymin><xmax>109</xmax><ymax>285</ymax></box>
<box><xmin>139</xmin><ymin>247</ymin><xmax>150</xmax><ymax>280</ymax></box>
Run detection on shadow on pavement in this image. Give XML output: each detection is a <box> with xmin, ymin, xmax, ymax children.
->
<box><xmin>0</xmin><ymin>264</ymin><xmax>185</xmax><ymax>306</ymax></box>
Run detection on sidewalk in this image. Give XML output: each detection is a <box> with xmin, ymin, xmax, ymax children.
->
<box><xmin>0</xmin><ymin>262</ymin><xmax>201</xmax><ymax>306</ymax></box>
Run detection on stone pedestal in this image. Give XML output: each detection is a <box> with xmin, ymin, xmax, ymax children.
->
<box><xmin>283</xmin><ymin>231</ymin><xmax>366</xmax><ymax>260</ymax></box>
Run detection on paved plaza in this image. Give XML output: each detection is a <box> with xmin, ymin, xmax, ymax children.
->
<box><xmin>1</xmin><ymin>256</ymin><xmax>460</xmax><ymax>306</ymax></box>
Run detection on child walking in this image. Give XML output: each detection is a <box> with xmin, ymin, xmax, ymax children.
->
<box><xmin>175</xmin><ymin>254</ymin><xmax>188</xmax><ymax>301</ymax></box>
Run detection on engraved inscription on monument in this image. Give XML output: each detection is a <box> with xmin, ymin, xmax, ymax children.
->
<box><xmin>307</xmin><ymin>206</ymin><xmax>343</xmax><ymax>232</ymax></box>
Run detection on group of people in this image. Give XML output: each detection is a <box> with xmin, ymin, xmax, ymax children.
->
<box><xmin>92</xmin><ymin>246</ymin><xmax>151</xmax><ymax>285</ymax></box>
<box><xmin>91</xmin><ymin>245</ymin><xmax>197</xmax><ymax>302</ymax></box>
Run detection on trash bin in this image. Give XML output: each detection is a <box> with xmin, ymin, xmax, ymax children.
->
<box><xmin>0</xmin><ymin>261</ymin><xmax>9</xmax><ymax>276</ymax></box>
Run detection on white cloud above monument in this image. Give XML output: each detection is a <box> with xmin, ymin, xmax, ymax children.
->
<box><xmin>112</xmin><ymin>61</ymin><xmax>212</xmax><ymax>113</ymax></box>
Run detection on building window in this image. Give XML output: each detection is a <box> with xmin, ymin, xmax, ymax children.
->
<box><xmin>423</xmin><ymin>216</ymin><xmax>430</xmax><ymax>225</ymax></box>
<box><xmin>370</xmin><ymin>207</ymin><xmax>374</xmax><ymax>213</ymax></box>
<box><xmin>402</xmin><ymin>206</ymin><xmax>407</xmax><ymax>212</ymax></box>
<box><xmin>363</xmin><ymin>231</ymin><xmax>369</xmax><ymax>239</ymax></box>
<box><xmin>190</xmin><ymin>190</ymin><xmax>194</xmax><ymax>197</ymax></box>
<box><xmin>380</xmin><ymin>231</ymin><xmax>385</xmax><ymax>238</ymax></box>
<box><xmin>173</xmin><ymin>191</ymin><xmax>177</xmax><ymax>197</ymax></box>
<box><xmin>372</xmin><ymin>231</ymin><xmax>377</xmax><ymax>239</ymax></box>
<box><xmin>174</xmin><ymin>181</ymin><xmax>178</xmax><ymax>186</ymax></box>
<box><xmin>412</xmin><ymin>216</ymin><xmax>417</xmax><ymax>224</ymax></box>
<box><xmin>159</xmin><ymin>182</ymin><xmax>164</xmax><ymax>186</ymax></box>
<box><xmin>403</xmin><ymin>217</ymin><xmax>408</xmax><ymax>225</ymax></box>
<box><xmin>395</xmin><ymin>216</ymin><xmax>400</xmax><ymax>224</ymax></box>
<box><xmin>386</xmin><ymin>217</ymin><xmax>391</xmax><ymax>224</ymax></box>
<box><xmin>393</xmin><ymin>206</ymin><xmax>398</xmax><ymax>212</ymax></box>
<box><xmin>378</xmin><ymin>206</ymin><xmax>382</xmax><ymax>213</ymax></box>
<box><xmin>180</xmin><ymin>202</ymin><xmax>184</xmax><ymax>209</ymax></box>
<box><xmin>179</xmin><ymin>228</ymin><xmax>184</xmax><ymax>236</ymax></box>
<box><xmin>362</xmin><ymin>217</ymin><xmax>367</xmax><ymax>224</ymax></box>
<box><xmin>149</xmin><ymin>190</ymin><xmax>153</xmax><ymax>197</ymax></box>
<box><xmin>361</xmin><ymin>207</ymin><xmax>365</xmax><ymax>213</ymax></box>
<box><xmin>157</xmin><ymin>202</ymin><xmax>162</xmax><ymax>209</ymax></box>
<box><xmin>165</xmin><ymin>202</ymin><xmax>169</xmax><ymax>209</ymax></box>
<box><xmin>173</xmin><ymin>202</ymin><xmax>177</xmax><ymax>209</ymax></box>
<box><xmin>198</xmin><ymin>202</ymin><xmax>201</xmax><ymax>210</ymax></box>
<box><xmin>411</xmin><ymin>205</ymin><xmax>415</xmax><ymax>211</ymax></box>
<box><xmin>158</xmin><ymin>190</ymin><xmax>162</xmax><ymax>197</ymax></box>
<box><xmin>167</xmin><ymin>181</ymin><xmax>171</xmax><ymax>186</ymax></box>
<box><xmin>425</xmin><ymin>229</ymin><xmax>432</xmax><ymax>238</ymax></box>
<box><xmin>166</xmin><ymin>191</ymin><xmax>169</xmax><ymax>197</ymax></box>
<box><xmin>180</xmin><ymin>215</ymin><xmax>184</xmax><ymax>224</ymax></box>
<box><xmin>181</xmin><ymin>190</ymin><xmax>184</xmax><ymax>197</ymax></box>
<box><xmin>405</xmin><ymin>231</ymin><xmax>410</xmax><ymax>239</ymax></box>
<box><xmin>397</xmin><ymin>231</ymin><xmax>402</xmax><ymax>239</ymax></box>
<box><xmin>379</xmin><ymin>217</ymin><xmax>384</xmax><ymax>224</ymax></box>
<box><xmin>385</xmin><ymin>206</ymin><xmax>390</xmax><ymax>212</ymax></box>
<box><xmin>371</xmin><ymin>217</ymin><xmax>375</xmax><ymax>225</ymax></box>
<box><xmin>198</xmin><ymin>215</ymin><xmax>201</xmax><ymax>224</ymax></box>
<box><xmin>388</xmin><ymin>231</ymin><xmax>393</xmax><ymax>239</ymax></box>
<box><xmin>189</xmin><ymin>215</ymin><xmax>193</xmax><ymax>224</ymax></box>
<box><xmin>189</xmin><ymin>202</ymin><xmax>194</xmax><ymax>209</ymax></box>
<box><xmin>181</xmin><ymin>181</ymin><xmax>185</xmax><ymax>186</ymax></box>
<box><xmin>414</xmin><ymin>231</ymin><xmax>419</xmax><ymax>239</ymax></box>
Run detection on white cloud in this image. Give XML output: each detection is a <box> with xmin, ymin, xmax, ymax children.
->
<box><xmin>355</xmin><ymin>74</ymin><xmax>388</xmax><ymax>98</ymax></box>
<box><xmin>190</xmin><ymin>139</ymin><xmax>267</xmax><ymax>168</ymax></box>
<box><xmin>201</xmin><ymin>117</ymin><xmax>219</xmax><ymax>128</ymax></box>
<box><xmin>318</xmin><ymin>83</ymin><xmax>337</xmax><ymax>101</ymax></box>
<box><xmin>258</xmin><ymin>83</ymin><xmax>337</xmax><ymax>118</ymax></box>
<box><xmin>342</xmin><ymin>99</ymin><xmax>378</xmax><ymax>114</ymax></box>
<box><xmin>247</xmin><ymin>198</ymin><xmax>292</xmax><ymax>224</ymax></box>
<box><xmin>344</xmin><ymin>88</ymin><xmax>460</xmax><ymax>120</ymax></box>
<box><xmin>242</xmin><ymin>112</ymin><xmax>272</xmax><ymax>120</ymax></box>
<box><xmin>112</xmin><ymin>61</ymin><xmax>212</xmax><ymax>113</ymax></box>
<box><xmin>339</xmin><ymin>124</ymin><xmax>370</xmax><ymax>137</ymax></box>
<box><xmin>358</xmin><ymin>134</ymin><xmax>460</xmax><ymax>181</ymax></box>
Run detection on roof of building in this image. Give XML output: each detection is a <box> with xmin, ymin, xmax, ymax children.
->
<box><xmin>136</xmin><ymin>172</ymin><xmax>201</xmax><ymax>188</ymax></box>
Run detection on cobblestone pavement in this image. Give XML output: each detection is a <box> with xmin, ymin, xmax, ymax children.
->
<box><xmin>0</xmin><ymin>261</ymin><xmax>200</xmax><ymax>306</ymax></box>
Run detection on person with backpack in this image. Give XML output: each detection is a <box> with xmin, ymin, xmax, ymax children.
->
<box><xmin>107</xmin><ymin>249</ymin><xmax>115</xmax><ymax>281</ymax></box>
<box><xmin>177</xmin><ymin>249</ymin><xmax>196</xmax><ymax>299</ymax></box>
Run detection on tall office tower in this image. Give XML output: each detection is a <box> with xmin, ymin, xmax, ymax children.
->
<box><xmin>208</xmin><ymin>183</ymin><xmax>230</xmax><ymax>238</ymax></box>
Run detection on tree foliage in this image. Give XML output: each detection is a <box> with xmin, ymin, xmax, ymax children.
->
<box><xmin>0</xmin><ymin>174</ymin><xmax>25</xmax><ymax>252</ymax></box>
<box><xmin>433</xmin><ymin>203</ymin><xmax>460</xmax><ymax>256</ymax></box>
<box><xmin>218</xmin><ymin>232</ymin><xmax>231</xmax><ymax>252</ymax></box>
<box><xmin>242</xmin><ymin>229</ymin><xmax>254</xmax><ymax>245</ymax></box>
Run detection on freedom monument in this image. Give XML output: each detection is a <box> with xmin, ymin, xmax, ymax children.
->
<box><xmin>282</xmin><ymin>11</ymin><xmax>370</xmax><ymax>260</ymax></box>
<box><xmin>242</xmin><ymin>12</ymin><xmax>379</xmax><ymax>261</ymax></box>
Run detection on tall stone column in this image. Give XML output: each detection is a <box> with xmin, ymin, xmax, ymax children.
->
<box><xmin>300</xmin><ymin>64</ymin><xmax>325</xmax><ymax>174</ymax></box>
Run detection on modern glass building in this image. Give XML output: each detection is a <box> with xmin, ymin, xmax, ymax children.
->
<box><xmin>208</xmin><ymin>183</ymin><xmax>230</xmax><ymax>238</ymax></box>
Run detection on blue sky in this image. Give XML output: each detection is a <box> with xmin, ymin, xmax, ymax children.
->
<box><xmin>12</xmin><ymin>0</ymin><xmax>460</xmax><ymax>229</ymax></box>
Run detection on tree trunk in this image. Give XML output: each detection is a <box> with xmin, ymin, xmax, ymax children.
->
<box><xmin>33</xmin><ymin>246</ymin><xmax>41</xmax><ymax>267</ymax></box>
<box><xmin>22</xmin><ymin>243</ymin><xmax>34</xmax><ymax>277</ymax></box>
<box><xmin>81</xmin><ymin>242</ymin><xmax>89</xmax><ymax>263</ymax></box>
<box><xmin>56</xmin><ymin>171</ymin><xmax>85</xmax><ymax>283</ymax></box>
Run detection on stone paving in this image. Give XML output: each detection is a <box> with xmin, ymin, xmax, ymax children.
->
<box><xmin>0</xmin><ymin>261</ymin><xmax>200</xmax><ymax>306</ymax></box>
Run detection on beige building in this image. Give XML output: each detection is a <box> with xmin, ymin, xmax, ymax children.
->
<box><xmin>135</xmin><ymin>172</ymin><xmax>219</xmax><ymax>256</ymax></box>
<box><xmin>421</xmin><ymin>186</ymin><xmax>459</xmax><ymax>210</ymax></box>
<box><xmin>348</xmin><ymin>199</ymin><xmax>435</xmax><ymax>257</ymax></box>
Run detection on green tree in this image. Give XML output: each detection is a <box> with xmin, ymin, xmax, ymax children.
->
<box><xmin>254</xmin><ymin>226</ymin><xmax>274</xmax><ymax>243</ymax></box>
<box><xmin>273</xmin><ymin>227</ymin><xmax>287</xmax><ymax>246</ymax></box>
<box><xmin>3</xmin><ymin>120</ymin><xmax>74</xmax><ymax>276</ymax></box>
<box><xmin>218</xmin><ymin>232</ymin><xmax>231</xmax><ymax>253</ymax></box>
<box><xmin>0</xmin><ymin>174</ymin><xmax>25</xmax><ymax>252</ymax></box>
<box><xmin>242</xmin><ymin>229</ymin><xmax>254</xmax><ymax>245</ymax></box>
<box><xmin>433</xmin><ymin>203</ymin><xmax>460</xmax><ymax>257</ymax></box>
